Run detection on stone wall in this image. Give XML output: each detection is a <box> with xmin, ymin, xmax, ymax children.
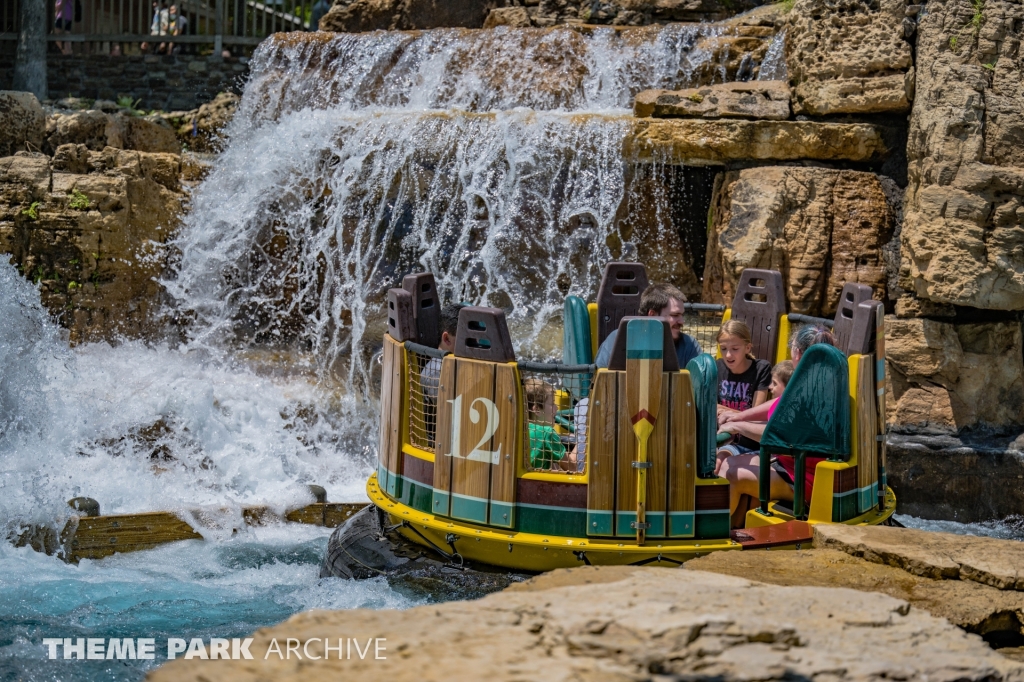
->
<box><xmin>689</xmin><ymin>0</ymin><xmax>1024</xmax><ymax>436</ymax></box>
<box><xmin>0</xmin><ymin>51</ymin><xmax>247</xmax><ymax>111</ymax></box>
<box><xmin>320</xmin><ymin>0</ymin><xmax>769</xmax><ymax>31</ymax></box>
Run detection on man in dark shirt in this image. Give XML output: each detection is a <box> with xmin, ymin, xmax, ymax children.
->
<box><xmin>594</xmin><ymin>282</ymin><xmax>701</xmax><ymax>369</ymax></box>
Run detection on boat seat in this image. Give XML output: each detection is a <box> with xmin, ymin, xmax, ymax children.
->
<box><xmin>831</xmin><ymin>283</ymin><xmax>873</xmax><ymax>355</ymax></box>
<box><xmin>563</xmin><ymin>295</ymin><xmax>594</xmax><ymax>400</ymax></box>
<box><xmin>606</xmin><ymin>316</ymin><xmax>678</xmax><ymax>372</ymax></box>
<box><xmin>596</xmin><ymin>262</ymin><xmax>649</xmax><ymax>346</ymax></box>
<box><xmin>686</xmin><ymin>353</ymin><xmax>718</xmax><ymax>479</ymax></box>
<box><xmin>758</xmin><ymin>343</ymin><xmax>851</xmax><ymax>518</ymax></box>
<box><xmin>844</xmin><ymin>300</ymin><xmax>883</xmax><ymax>357</ymax></box>
<box><xmin>728</xmin><ymin>268</ymin><xmax>786</xmax><ymax>361</ymax></box>
<box><xmin>386</xmin><ymin>288</ymin><xmax>417</xmax><ymax>342</ymax></box>
<box><xmin>454</xmin><ymin>306</ymin><xmax>515</xmax><ymax>362</ymax></box>
<box><xmin>402</xmin><ymin>272</ymin><xmax>441</xmax><ymax>349</ymax></box>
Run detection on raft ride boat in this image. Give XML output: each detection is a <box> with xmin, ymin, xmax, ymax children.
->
<box><xmin>331</xmin><ymin>263</ymin><xmax>896</xmax><ymax>575</ymax></box>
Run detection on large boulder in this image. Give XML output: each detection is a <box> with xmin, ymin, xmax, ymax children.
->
<box><xmin>45</xmin><ymin>110</ymin><xmax>180</xmax><ymax>155</ymax></box>
<box><xmin>785</xmin><ymin>0</ymin><xmax>914</xmax><ymax>115</ymax></box>
<box><xmin>901</xmin><ymin>0</ymin><xmax>1024</xmax><ymax>310</ymax></box>
<box><xmin>887</xmin><ymin>316</ymin><xmax>1024</xmax><ymax>429</ymax></box>
<box><xmin>149</xmin><ymin>565</ymin><xmax>1022</xmax><ymax>681</ymax></box>
<box><xmin>0</xmin><ymin>91</ymin><xmax>46</xmax><ymax>157</ymax></box>
<box><xmin>0</xmin><ymin>146</ymin><xmax>184</xmax><ymax>342</ymax></box>
<box><xmin>635</xmin><ymin>81</ymin><xmax>791</xmax><ymax>120</ymax></box>
<box><xmin>174</xmin><ymin>91</ymin><xmax>239</xmax><ymax>153</ymax></box>
<box><xmin>702</xmin><ymin>167</ymin><xmax>896</xmax><ymax>316</ymax></box>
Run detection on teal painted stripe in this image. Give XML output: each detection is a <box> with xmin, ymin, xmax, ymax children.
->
<box><xmin>695</xmin><ymin>508</ymin><xmax>729</xmax><ymax>515</ymax></box>
<box><xmin>587</xmin><ymin>510</ymin><xmax>614</xmax><ymax>537</ymax></box>
<box><xmin>646</xmin><ymin>511</ymin><xmax>665</xmax><ymax>538</ymax></box>
<box><xmin>615</xmin><ymin>511</ymin><xmax>636</xmax><ymax>537</ymax></box>
<box><xmin>519</xmin><ymin>505</ymin><xmax>587</xmax><ymax>537</ymax></box>
<box><xmin>626</xmin><ymin>320</ymin><xmax>663</xmax><ymax>352</ymax></box>
<box><xmin>626</xmin><ymin>349</ymin><xmax>662</xmax><ymax>359</ymax></box>
<box><xmin>451</xmin><ymin>493</ymin><xmax>488</xmax><ymax>524</ymax></box>
<box><xmin>432</xmin><ymin>490</ymin><xmax>450</xmax><ymax>517</ymax></box>
<box><xmin>489</xmin><ymin>500</ymin><xmax>515</xmax><ymax>528</ymax></box>
<box><xmin>668</xmin><ymin>511</ymin><xmax>695</xmax><ymax>538</ymax></box>
<box><xmin>857</xmin><ymin>482</ymin><xmax>879</xmax><ymax>515</ymax></box>
<box><xmin>394</xmin><ymin>474</ymin><xmax>433</xmax><ymax>515</ymax></box>
<box><xmin>695</xmin><ymin>512</ymin><xmax>730</xmax><ymax>540</ymax></box>
<box><xmin>386</xmin><ymin>470</ymin><xmax>401</xmax><ymax>498</ymax></box>
<box><xmin>377</xmin><ymin>463</ymin><xmax>387</xmax><ymax>490</ymax></box>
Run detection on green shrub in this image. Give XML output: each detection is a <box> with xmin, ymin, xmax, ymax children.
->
<box><xmin>69</xmin><ymin>189</ymin><xmax>91</xmax><ymax>211</ymax></box>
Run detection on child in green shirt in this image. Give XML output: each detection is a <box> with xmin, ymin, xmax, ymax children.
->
<box><xmin>524</xmin><ymin>378</ymin><xmax>567</xmax><ymax>470</ymax></box>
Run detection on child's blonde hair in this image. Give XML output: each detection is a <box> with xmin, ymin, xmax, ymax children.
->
<box><xmin>523</xmin><ymin>378</ymin><xmax>554</xmax><ymax>415</ymax></box>
<box><xmin>772</xmin><ymin>360</ymin><xmax>794</xmax><ymax>387</ymax></box>
<box><xmin>717</xmin><ymin>319</ymin><xmax>756</xmax><ymax>360</ymax></box>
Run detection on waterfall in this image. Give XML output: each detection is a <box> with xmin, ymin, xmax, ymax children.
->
<box><xmin>757</xmin><ymin>29</ymin><xmax>787</xmax><ymax>82</ymax></box>
<box><xmin>166</xmin><ymin>24</ymin><xmax>731</xmax><ymax>386</ymax></box>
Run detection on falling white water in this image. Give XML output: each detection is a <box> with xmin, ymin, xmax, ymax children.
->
<box><xmin>0</xmin><ymin>259</ymin><xmax>371</xmax><ymax>530</ymax></box>
<box><xmin>165</xmin><ymin>25</ymin><xmax>732</xmax><ymax>390</ymax></box>
<box><xmin>756</xmin><ymin>29</ymin><xmax>787</xmax><ymax>81</ymax></box>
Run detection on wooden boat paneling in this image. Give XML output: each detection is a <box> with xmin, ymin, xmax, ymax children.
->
<box><xmin>668</xmin><ymin>371</ymin><xmax>697</xmax><ymax>537</ymax></box>
<box><xmin>448</xmin><ymin>358</ymin><xmax>501</xmax><ymax>524</ymax></box>
<box><xmin>431</xmin><ymin>357</ymin><xmax>457</xmax><ymax>516</ymax></box>
<box><xmin>489</xmin><ymin>363</ymin><xmax>520</xmax><ymax>528</ymax></box>
<box><xmin>855</xmin><ymin>353</ymin><xmax>879</xmax><ymax>514</ymax></box>
<box><xmin>586</xmin><ymin>370</ymin><xmax>617</xmax><ymax>536</ymax></box>
<box><xmin>615</xmin><ymin>371</ymin><xmax>639</xmax><ymax>536</ymax></box>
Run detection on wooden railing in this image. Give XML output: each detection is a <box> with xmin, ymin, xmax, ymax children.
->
<box><xmin>1</xmin><ymin>0</ymin><xmax>323</xmax><ymax>55</ymax></box>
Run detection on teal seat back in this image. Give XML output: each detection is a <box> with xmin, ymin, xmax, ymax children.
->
<box><xmin>563</xmin><ymin>295</ymin><xmax>593</xmax><ymax>399</ymax></box>
<box><xmin>761</xmin><ymin>344</ymin><xmax>851</xmax><ymax>460</ymax></box>
<box><xmin>686</xmin><ymin>353</ymin><xmax>718</xmax><ymax>478</ymax></box>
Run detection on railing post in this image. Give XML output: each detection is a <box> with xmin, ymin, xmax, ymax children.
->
<box><xmin>213</xmin><ymin>0</ymin><xmax>222</xmax><ymax>55</ymax></box>
<box><xmin>793</xmin><ymin>451</ymin><xmax>806</xmax><ymax>519</ymax></box>
<box><xmin>758</xmin><ymin>446</ymin><xmax>770</xmax><ymax>515</ymax></box>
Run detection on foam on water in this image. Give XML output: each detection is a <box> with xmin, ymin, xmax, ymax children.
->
<box><xmin>0</xmin><ymin>524</ymin><xmax>416</xmax><ymax>680</ymax></box>
<box><xmin>1</xmin><ymin>259</ymin><xmax>372</xmax><ymax>532</ymax></box>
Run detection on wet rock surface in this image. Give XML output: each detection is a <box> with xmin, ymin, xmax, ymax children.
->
<box><xmin>634</xmin><ymin>81</ymin><xmax>791</xmax><ymax>120</ymax></box>
<box><xmin>150</xmin><ymin>564</ymin><xmax>1024</xmax><ymax>681</ymax></box>
<box><xmin>702</xmin><ymin>166</ymin><xmax>895</xmax><ymax>316</ymax></box>
<box><xmin>320</xmin><ymin>506</ymin><xmax>528</xmax><ymax>600</ymax></box>
<box><xmin>887</xmin><ymin>431</ymin><xmax>1024</xmax><ymax>522</ymax></box>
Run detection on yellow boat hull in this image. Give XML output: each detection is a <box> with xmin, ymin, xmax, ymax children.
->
<box><xmin>367</xmin><ymin>474</ymin><xmax>897</xmax><ymax>572</ymax></box>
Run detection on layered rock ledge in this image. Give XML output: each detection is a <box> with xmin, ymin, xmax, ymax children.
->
<box><xmin>627</xmin><ymin>119</ymin><xmax>896</xmax><ymax>165</ymax></box>
<box><xmin>150</xmin><ymin>528</ymin><xmax>1024</xmax><ymax>681</ymax></box>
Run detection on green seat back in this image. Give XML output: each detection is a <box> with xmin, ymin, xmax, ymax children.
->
<box><xmin>686</xmin><ymin>353</ymin><xmax>718</xmax><ymax>478</ymax></box>
<box><xmin>761</xmin><ymin>344</ymin><xmax>851</xmax><ymax>459</ymax></box>
<box><xmin>563</xmin><ymin>295</ymin><xmax>593</xmax><ymax>399</ymax></box>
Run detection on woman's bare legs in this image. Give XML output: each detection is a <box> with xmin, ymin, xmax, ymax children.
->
<box><xmin>718</xmin><ymin>453</ymin><xmax>794</xmax><ymax>528</ymax></box>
